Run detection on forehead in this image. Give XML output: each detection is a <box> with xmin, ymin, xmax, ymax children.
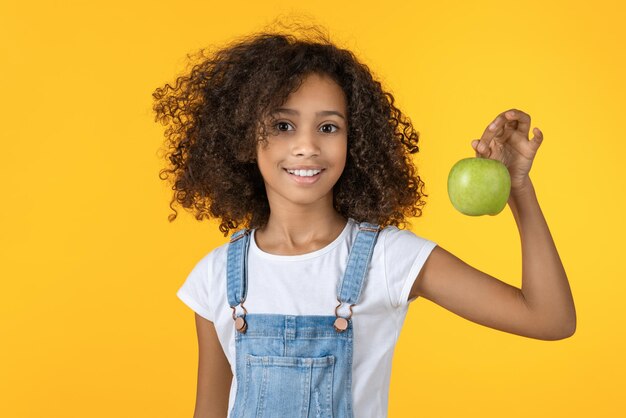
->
<box><xmin>277</xmin><ymin>73</ymin><xmax>347</xmax><ymax>111</ymax></box>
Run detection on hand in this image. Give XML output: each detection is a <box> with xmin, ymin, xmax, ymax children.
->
<box><xmin>471</xmin><ymin>109</ymin><xmax>544</xmax><ymax>190</ymax></box>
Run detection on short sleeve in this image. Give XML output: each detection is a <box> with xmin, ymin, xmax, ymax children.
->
<box><xmin>176</xmin><ymin>254</ymin><xmax>214</xmax><ymax>322</ymax></box>
<box><xmin>383</xmin><ymin>227</ymin><xmax>437</xmax><ymax>309</ymax></box>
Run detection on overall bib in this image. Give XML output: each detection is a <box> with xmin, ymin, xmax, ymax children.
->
<box><xmin>226</xmin><ymin>222</ymin><xmax>381</xmax><ymax>418</ymax></box>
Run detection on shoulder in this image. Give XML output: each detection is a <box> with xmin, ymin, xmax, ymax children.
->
<box><xmin>351</xmin><ymin>221</ymin><xmax>436</xmax><ymax>258</ymax></box>
<box><xmin>186</xmin><ymin>240</ymin><xmax>231</xmax><ymax>279</ymax></box>
<box><xmin>177</xmin><ymin>240</ymin><xmax>231</xmax><ymax>322</ymax></box>
<box><xmin>372</xmin><ymin>224</ymin><xmax>437</xmax><ymax>308</ymax></box>
<box><xmin>379</xmin><ymin>224</ymin><xmax>436</xmax><ymax>251</ymax></box>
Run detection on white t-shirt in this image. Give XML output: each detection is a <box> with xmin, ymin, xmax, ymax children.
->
<box><xmin>177</xmin><ymin>218</ymin><xmax>437</xmax><ymax>418</ymax></box>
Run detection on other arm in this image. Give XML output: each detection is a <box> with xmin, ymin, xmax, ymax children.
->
<box><xmin>409</xmin><ymin>109</ymin><xmax>576</xmax><ymax>341</ymax></box>
<box><xmin>410</xmin><ymin>177</ymin><xmax>576</xmax><ymax>340</ymax></box>
<box><xmin>193</xmin><ymin>313</ymin><xmax>233</xmax><ymax>418</ymax></box>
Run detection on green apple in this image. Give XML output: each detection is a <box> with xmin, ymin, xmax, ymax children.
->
<box><xmin>447</xmin><ymin>157</ymin><xmax>511</xmax><ymax>216</ymax></box>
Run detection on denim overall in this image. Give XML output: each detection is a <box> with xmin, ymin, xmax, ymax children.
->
<box><xmin>226</xmin><ymin>222</ymin><xmax>381</xmax><ymax>418</ymax></box>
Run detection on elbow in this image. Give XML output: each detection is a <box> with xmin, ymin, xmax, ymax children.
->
<box><xmin>563</xmin><ymin>316</ymin><xmax>577</xmax><ymax>339</ymax></box>
<box><xmin>531</xmin><ymin>301</ymin><xmax>577</xmax><ymax>341</ymax></box>
<box><xmin>550</xmin><ymin>324</ymin><xmax>576</xmax><ymax>340</ymax></box>
<box><xmin>544</xmin><ymin>317</ymin><xmax>577</xmax><ymax>341</ymax></box>
<box><xmin>561</xmin><ymin>308</ymin><xmax>578</xmax><ymax>339</ymax></box>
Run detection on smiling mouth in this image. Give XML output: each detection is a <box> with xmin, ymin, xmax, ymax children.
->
<box><xmin>285</xmin><ymin>168</ymin><xmax>322</xmax><ymax>177</ymax></box>
<box><xmin>283</xmin><ymin>168</ymin><xmax>324</xmax><ymax>184</ymax></box>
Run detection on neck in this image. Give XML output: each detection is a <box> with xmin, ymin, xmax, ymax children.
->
<box><xmin>255</xmin><ymin>193</ymin><xmax>348</xmax><ymax>254</ymax></box>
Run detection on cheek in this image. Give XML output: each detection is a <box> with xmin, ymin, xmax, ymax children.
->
<box><xmin>335</xmin><ymin>141</ymin><xmax>348</xmax><ymax>170</ymax></box>
<box><xmin>255</xmin><ymin>143</ymin><xmax>281</xmax><ymax>179</ymax></box>
<box><xmin>255</xmin><ymin>148</ymin><xmax>270</xmax><ymax>178</ymax></box>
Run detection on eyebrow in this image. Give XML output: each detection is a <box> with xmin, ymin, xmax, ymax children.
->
<box><xmin>272</xmin><ymin>107</ymin><xmax>346</xmax><ymax>120</ymax></box>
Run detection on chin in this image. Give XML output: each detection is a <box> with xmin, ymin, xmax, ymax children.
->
<box><xmin>274</xmin><ymin>188</ymin><xmax>335</xmax><ymax>207</ymax></box>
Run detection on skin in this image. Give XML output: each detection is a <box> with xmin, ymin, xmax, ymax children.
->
<box><xmin>253</xmin><ymin>72</ymin><xmax>350</xmax><ymax>254</ymax></box>
<box><xmin>192</xmin><ymin>73</ymin><xmax>350</xmax><ymax>417</ymax></box>
<box><xmin>193</xmin><ymin>79</ymin><xmax>577</xmax><ymax>415</ymax></box>
<box><xmin>410</xmin><ymin>110</ymin><xmax>576</xmax><ymax>340</ymax></box>
<box><xmin>193</xmin><ymin>313</ymin><xmax>232</xmax><ymax>418</ymax></box>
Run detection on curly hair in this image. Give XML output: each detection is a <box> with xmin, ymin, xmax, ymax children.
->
<box><xmin>152</xmin><ymin>22</ymin><xmax>428</xmax><ymax>237</ymax></box>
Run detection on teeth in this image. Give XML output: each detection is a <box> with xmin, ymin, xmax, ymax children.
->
<box><xmin>287</xmin><ymin>169</ymin><xmax>321</xmax><ymax>177</ymax></box>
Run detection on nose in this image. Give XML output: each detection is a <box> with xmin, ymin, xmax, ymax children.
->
<box><xmin>291</xmin><ymin>131</ymin><xmax>321</xmax><ymax>158</ymax></box>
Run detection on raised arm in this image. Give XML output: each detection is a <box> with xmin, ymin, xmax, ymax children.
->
<box><xmin>409</xmin><ymin>109</ymin><xmax>576</xmax><ymax>341</ymax></box>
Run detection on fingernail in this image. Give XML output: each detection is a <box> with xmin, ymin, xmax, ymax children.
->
<box><xmin>489</xmin><ymin>123</ymin><xmax>497</xmax><ymax>131</ymax></box>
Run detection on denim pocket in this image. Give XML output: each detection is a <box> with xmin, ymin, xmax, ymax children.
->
<box><xmin>238</xmin><ymin>353</ymin><xmax>335</xmax><ymax>418</ymax></box>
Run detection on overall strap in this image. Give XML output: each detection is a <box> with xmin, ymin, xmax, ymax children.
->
<box><xmin>336</xmin><ymin>222</ymin><xmax>381</xmax><ymax>305</ymax></box>
<box><xmin>226</xmin><ymin>228</ymin><xmax>250</xmax><ymax>308</ymax></box>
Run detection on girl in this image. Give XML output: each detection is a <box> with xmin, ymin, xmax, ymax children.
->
<box><xmin>153</xmin><ymin>24</ymin><xmax>576</xmax><ymax>418</ymax></box>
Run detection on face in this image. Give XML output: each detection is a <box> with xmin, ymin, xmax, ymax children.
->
<box><xmin>256</xmin><ymin>72</ymin><xmax>348</xmax><ymax>209</ymax></box>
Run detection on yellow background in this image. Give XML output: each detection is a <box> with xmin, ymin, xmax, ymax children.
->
<box><xmin>1</xmin><ymin>0</ymin><xmax>624</xmax><ymax>416</ymax></box>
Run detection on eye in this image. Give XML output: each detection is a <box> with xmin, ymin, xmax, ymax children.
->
<box><xmin>274</xmin><ymin>121</ymin><xmax>294</xmax><ymax>132</ymax></box>
<box><xmin>272</xmin><ymin>121</ymin><xmax>340</xmax><ymax>134</ymax></box>
<box><xmin>320</xmin><ymin>123</ymin><xmax>339</xmax><ymax>134</ymax></box>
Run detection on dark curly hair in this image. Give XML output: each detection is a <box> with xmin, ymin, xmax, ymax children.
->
<box><xmin>152</xmin><ymin>22</ymin><xmax>428</xmax><ymax>237</ymax></box>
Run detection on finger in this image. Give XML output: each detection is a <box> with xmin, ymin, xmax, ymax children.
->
<box><xmin>472</xmin><ymin>139</ymin><xmax>478</xmax><ymax>157</ymax></box>
<box><xmin>471</xmin><ymin>138</ymin><xmax>492</xmax><ymax>158</ymax></box>
<box><xmin>471</xmin><ymin>139</ymin><xmax>483</xmax><ymax>157</ymax></box>
<box><xmin>504</xmin><ymin>109</ymin><xmax>531</xmax><ymax>136</ymax></box>
<box><xmin>482</xmin><ymin>114</ymin><xmax>503</xmax><ymax>138</ymax></box>
<box><xmin>492</xmin><ymin>125</ymin><xmax>507</xmax><ymax>145</ymax></box>
<box><xmin>477</xmin><ymin>111</ymin><xmax>509</xmax><ymax>154</ymax></box>
<box><xmin>503</xmin><ymin>119</ymin><xmax>518</xmax><ymax>134</ymax></box>
<box><xmin>530</xmin><ymin>127</ymin><xmax>544</xmax><ymax>150</ymax></box>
